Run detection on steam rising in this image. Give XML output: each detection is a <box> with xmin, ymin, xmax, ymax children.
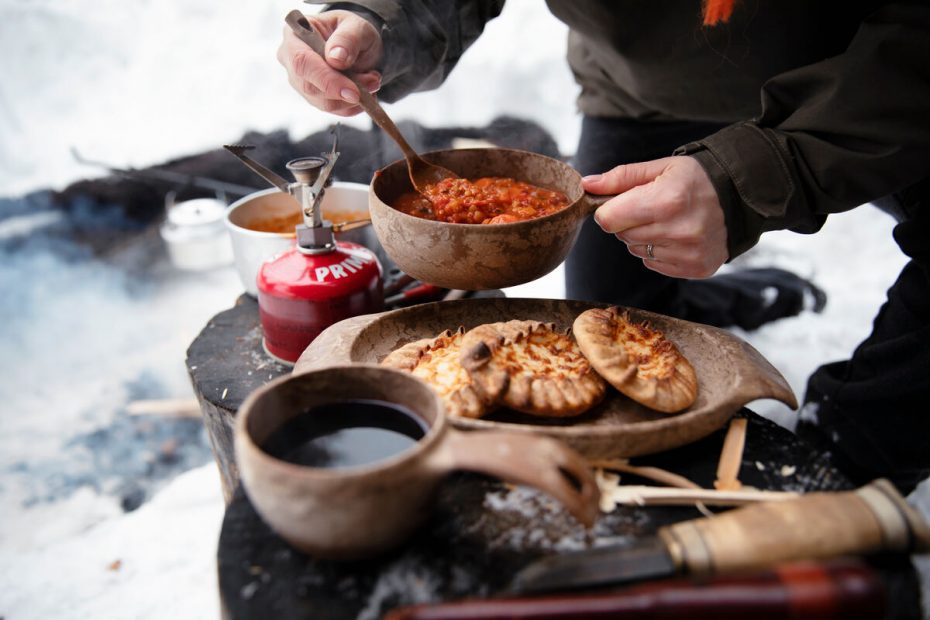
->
<box><xmin>0</xmin><ymin>193</ymin><xmax>241</xmax><ymax>523</ymax></box>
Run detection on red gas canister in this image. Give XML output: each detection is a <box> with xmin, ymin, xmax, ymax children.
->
<box><xmin>257</xmin><ymin>241</ymin><xmax>382</xmax><ymax>364</ymax></box>
<box><xmin>223</xmin><ymin>134</ymin><xmax>384</xmax><ymax>365</ymax></box>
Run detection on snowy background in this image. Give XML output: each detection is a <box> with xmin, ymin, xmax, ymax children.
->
<box><xmin>0</xmin><ymin>1</ymin><xmax>927</xmax><ymax>618</ymax></box>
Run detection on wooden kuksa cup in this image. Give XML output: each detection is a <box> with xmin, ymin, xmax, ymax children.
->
<box><xmin>235</xmin><ymin>365</ymin><xmax>600</xmax><ymax>560</ymax></box>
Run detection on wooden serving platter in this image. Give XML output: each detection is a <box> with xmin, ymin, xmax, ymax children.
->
<box><xmin>294</xmin><ymin>298</ymin><xmax>797</xmax><ymax>458</ymax></box>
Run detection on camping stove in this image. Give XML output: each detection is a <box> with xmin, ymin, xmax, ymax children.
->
<box><xmin>224</xmin><ymin>137</ymin><xmax>382</xmax><ymax>365</ymax></box>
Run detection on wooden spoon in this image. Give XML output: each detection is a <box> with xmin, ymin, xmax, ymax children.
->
<box><xmin>285</xmin><ymin>11</ymin><xmax>458</xmax><ymax>193</ymax></box>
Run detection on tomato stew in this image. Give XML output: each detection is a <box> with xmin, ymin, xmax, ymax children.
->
<box><xmin>392</xmin><ymin>177</ymin><xmax>570</xmax><ymax>225</ymax></box>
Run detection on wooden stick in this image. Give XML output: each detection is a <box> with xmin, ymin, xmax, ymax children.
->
<box><xmin>715</xmin><ymin>417</ymin><xmax>748</xmax><ymax>491</ymax></box>
<box><xmin>603</xmin><ymin>485</ymin><xmax>799</xmax><ymax>508</ymax></box>
<box><xmin>591</xmin><ymin>459</ymin><xmax>715</xmax><ymax>517</ymax></box>
<box><xmin>331</xmin><ymin>218</ymin><xmax>371</xmax><ymax>233</ymax></box>
<box><xmin>126</xmin><ymin>398</ymin><xmax>202</xmax><ymax>418</ymax></box>
<box><xmin>589</xmin><ymin>458</ymin><xmax>702</xmax><ymax>490</ymax></box>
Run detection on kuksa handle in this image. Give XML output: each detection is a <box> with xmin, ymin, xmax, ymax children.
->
<box><xmin>438</xmin><ymin>428</ymin><xmax>600</xmax><ymax>528</ymax></box>
<box><xmin>383</xmin><ymin>558</ymin><xmax>885</xmax><ymax>620</ymax></box>
<box><xmin>660</xmin><ymin>478</ymin><xmax>930</xmax><ymax>575</ymax></box>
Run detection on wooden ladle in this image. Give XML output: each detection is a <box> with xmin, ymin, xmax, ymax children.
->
<box><xmin>285</xmin><ymin>11</ymin><xmax>458</xmax><ymax>192</ymax></box>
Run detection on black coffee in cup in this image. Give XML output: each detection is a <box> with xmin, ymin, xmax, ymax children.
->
<box><xmin>261</xmin><ymin>399</ymin><xmax>428</xmax><ymax>469</ymax></box>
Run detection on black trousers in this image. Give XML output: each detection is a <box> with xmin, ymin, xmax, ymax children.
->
<box><xmin>567</xmin><ymin>116</ymin><xmax>930</xmax><ymax>494</ymax></box>
<box><xmin>803</xmin><ymin>184</ymin><xmax>930</xmax><ymax>495</ymax></box>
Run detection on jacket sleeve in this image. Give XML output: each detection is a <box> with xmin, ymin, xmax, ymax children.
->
<box><xmin>675</xmin><ymin>1</ymin><xmax>930</xmax><ymax>258</ymax></box>
<box><xmin>319</xmin><ymin>1</ymin><xmax>505</xmax><ymax>102</ymax></box>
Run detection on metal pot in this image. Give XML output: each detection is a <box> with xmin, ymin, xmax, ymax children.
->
<box><xmin>160</xmin><ymin>194</ymin><xmax>233</xmax><ymax>271</ymax></box>
<box><xmin>368</xmin><ymin>148</ymin><xmax>610</xmax><ymax>291</ymax></box>
<box><xmin>225</xmin><ymin>182</ymin><xmax>391</xmax><ymax>296</ymax></box>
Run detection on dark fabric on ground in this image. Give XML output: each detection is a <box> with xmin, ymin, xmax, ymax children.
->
<box><xmin>50</xmin><ymin>116</ymin><xmax>561</xmax><ymax>240</ymax></box>
<box><xmin>678</xmin><ymin>267</ymin><xmax>826</xmax><ymax>331</ymax></box>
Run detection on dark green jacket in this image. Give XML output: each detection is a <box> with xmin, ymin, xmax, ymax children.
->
<box><xmin>323</xmin><ymin>0</ymin><xmax>930</xmax><ymax>258</ymax></box>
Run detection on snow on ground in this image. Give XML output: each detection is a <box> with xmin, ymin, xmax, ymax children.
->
<box><xmin>1</xmin><ymin>2</ymin><xmax>927</xmax><ymax>619</ymax></box>
<box><xmin>0</xmin><ymin>466</ymin><xmax>224</xmax><ymax>620</ymax></box>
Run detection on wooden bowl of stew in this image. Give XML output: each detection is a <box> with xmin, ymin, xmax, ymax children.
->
<box><xmin>369</xmin><ymin>148</ymin><xmax>609</xmax><ymax>291</ymax></box>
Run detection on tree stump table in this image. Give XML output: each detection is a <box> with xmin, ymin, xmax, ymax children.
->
<box><xmin>217</xmin><ymin>411</ymin><xmax>922</xmax><ymax>620</ymax></box>
<box><xmin>187</xmin><ymin>295</ymin><xmax>923</xmax><ymax>620</ymax></box>
<box><xmin>186</xmin><ymin>294</ymin><xmax>291</xmax><ymax>503</ymax></box>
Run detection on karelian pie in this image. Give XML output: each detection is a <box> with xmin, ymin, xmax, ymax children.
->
<box><xmin>380</xmin><ymin>328</ymin><xmax>497</xmax><ymax>419</ymax></box>
<box><xmin>460</xmin><ymin>320</ymin><xmax>607</xmax><ymax>417</ymax></box>
<box><xmin>573</xmin><ymin>307</ymin><xmax>697</xmax><ymax>413</ymax></box>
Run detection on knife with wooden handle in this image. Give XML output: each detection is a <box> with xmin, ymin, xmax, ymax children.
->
<box><xmin>510</xmin><ymin>478</ymin><xmax>929</xmax><ymax>594</ymax></box>
<box><xmin>384</xmin><ymin>559</ymin><xmax>886</xmax><ymax>620</ymax></box>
